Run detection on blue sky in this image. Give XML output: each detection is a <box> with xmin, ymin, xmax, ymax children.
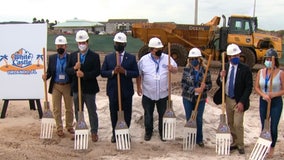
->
<box><xmin>0</xmin><ymin>0</ymin><xmax>283</xmax><ymax>30</ymax></box>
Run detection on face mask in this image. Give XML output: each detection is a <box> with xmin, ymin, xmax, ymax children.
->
<box><xmin>230</xmin><ymin>57</ymin><xmax>240</xmax><ymax>65</ymax></box>
<box><xmin>78</xmin><ymin>44</ymin><xmax>87</xmax><ymax>52</ymax></box>
<box><xmin>191</xmin><ymin>59</ymin><xmax>199</xmax><ymax>67</ymax></box>
<box><xmin>155</xmin><ymin>50</ymin><xmax>162</xmax><ymax>57</ymax></box>
<box><xmin>57</xmin><ymin>48</ymin><xmax>65</xmax><ymax>55</ymax></box>
<box><xmin>114</xmin><ymin>44</ymin><xmax>125</xmax><ymax>53</ymax></box>
<box><xmin>264</xmin><ymin>60</ymin><xmax>272</xmax><ymax>68</ymax></box>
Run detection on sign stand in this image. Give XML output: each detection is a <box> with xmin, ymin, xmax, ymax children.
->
<box><xmin>1</xmin><ymin>99</ymin><xmax>43</xmax><ymax>119</ymax></box>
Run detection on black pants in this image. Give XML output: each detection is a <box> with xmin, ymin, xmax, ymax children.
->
<box><xmin>109</xmin><ymin>96</ymin><xmax>132</xmax><ymax>137</ymax></box>
<box><xmin>142</xmin><ymin>95</ymin><xmax>167</xmax><ymax>136</ymax></box>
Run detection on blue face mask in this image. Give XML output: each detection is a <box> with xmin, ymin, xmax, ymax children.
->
<box><xmin>191</xmin><ymin>59</ymin><xmax>199</xmax><ymax>67</ymax></box>
<box><xmin>230</xmin><ymin>57</ymin><xmax>240</xmax><ymax>65</ymax></box>
<box><xmin>264</xmin><ymin>60</ymin><xmax>272</xmax><ymax>68</ymax></box>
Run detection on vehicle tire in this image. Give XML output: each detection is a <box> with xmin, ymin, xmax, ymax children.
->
<box><xmin>164</xmin><ymin>43</ymin><xmax>187</xmax><ymax>66</ymax></box>
<box><xmin>138</xmin><ymin>45</ymin><xmax>150</xmax><ymax>59</ymax></box>
<box><xmin>240</xmin><ymin>47</ymin><xmax>255</xmax><ymax>68</ymax></box>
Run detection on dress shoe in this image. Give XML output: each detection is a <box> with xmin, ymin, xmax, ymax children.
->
<box><xmin>238</xmin><ymin>148</ymin><xmax>245</xmax><ymax>154</ymax></box>
<box><xmin>230</xmin><ymin>145</ymin><xmax>238</xmax><ymax>151</ymax></box>
<box><xmin>197</xmin><ymin>142</ymin><xmax>205</xmax><ymax>148</ymax></box>
<box><xmin>144</xmin><ymin>134</ymin><xmax>152</xmax><ymax>141</ymax></box>
<box><xmin>92</xmin><ymin>133</ymin><xmax>98</xmax><ymax>142</ymax></box>
<box><xmin>67</xmin><ymin>128</ymin><xmax>75</xmax><ymax>134</ymax></box>
<box><xmin>111</xmin><ymin>136</ymin><xmax>116</xmax><ymax>143</ymax></box>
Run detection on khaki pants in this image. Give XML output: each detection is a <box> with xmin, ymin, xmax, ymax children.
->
<box><xmin>226</xmin><ymin>96</ymin><xmax>244</xmax><ymax>149</ymax></box>
<box><xmin>52</xmin><ymin>83</ymin><xmax>73</xmax><ymax>131</ymax></box>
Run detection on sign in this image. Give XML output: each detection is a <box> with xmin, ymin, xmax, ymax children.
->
<box><xmin>0</xmin><ymin>23</ymin><xmax>46</xmax><ymax>99</ymax></box>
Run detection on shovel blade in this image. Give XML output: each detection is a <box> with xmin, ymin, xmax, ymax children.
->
<box><xmin>162</xmin><ymin>117</ymin><xmax>176</xmax><ymax>140</ymax></box>
<box><xmin>74</xmin><ymin>129</ymin><xmax>89</xmax><ymax>150</ymax></box>
<box><xmin>115</xmin><ymin>129</ymin><xmax>131</xmax><ymax>150</ymax></box>
<box><xmin>183</xmin><ymin>127</ymin><xmax>197</xmax><ymax>150</ymax></box>
<box><xmin>216</xmin><ymin>133</ymin><xmax>230</xmax><ymax>155</ymax></box>
<box><xmin>249</xmin><ymin>137</ymin><xmax>272</xmax><ymax>160</ymax></box>
<box><xmin>40</xmin><ymin>118</ymin><xmax>55</xmax><ymax>139</ymax></box>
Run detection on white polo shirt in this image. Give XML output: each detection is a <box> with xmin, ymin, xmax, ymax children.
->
<box><xmin>138</xmin><ymin>53</ymin><xmax>177</xmax><ymax>100</ymax></box>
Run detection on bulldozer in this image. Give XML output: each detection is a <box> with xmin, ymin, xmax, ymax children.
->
<box><xmin>131</xmin><ymin>15</ymin><xmax>283</xmax><ymax>67</ymax></box>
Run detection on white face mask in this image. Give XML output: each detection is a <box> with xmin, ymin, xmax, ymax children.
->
<box><xmin>78</xmin><ymin>44</ymin><xmax>87</xmax><ymax>52</ymax></box>
<box><xmin>264</xmin><ymin>60</ymin><xmax>272</xmax><ymax>68</ymax></box>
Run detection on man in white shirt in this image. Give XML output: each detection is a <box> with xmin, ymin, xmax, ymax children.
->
<box><xmin>136</xmin><ymin>37</ymin><xmax>178</xmax><ymax>141</ymax></box>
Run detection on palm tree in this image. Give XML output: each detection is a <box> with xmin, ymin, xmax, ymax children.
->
<box><xmin>32</xmin><ymin>17</ymin><xmax>37</xmax><ymax>23</ymax></box>
<box><xmin>0</xmin><ymin>54</ymin><xmax>8</xmax><ymax>68</ymax></box>
<box><xmin>36</xmin><ymin>54</ymin><xmax>43</xmax><ymax>66</ymax></box>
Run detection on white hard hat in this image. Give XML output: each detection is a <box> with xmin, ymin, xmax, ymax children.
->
<box><xmin>188</xmin><ymin>48</ymin><xmax>202</xmax><ymax>57</ymax></box>
<box><xmin>148</xmin><ymin>37</ymin><xmax>164</xmax><ymax>48</ymax></box>
<box><xmin>113</xmin><ymin>32</ymin><xmax>127</xmax><ymax>43</ymax></box>
<box><xmin>226</xmin><ymin>44</ymin><xmax>241</xmax><ymax>56</ymax></box>
<box><xmin>75</xmin><ymin>30</ymin><xmax>89</xmax><ymax>42</ymax></box>
<box><xmin>55</xmin><ymin>35</ymin><xmax>67</xmax><ymax>45</ymax></box>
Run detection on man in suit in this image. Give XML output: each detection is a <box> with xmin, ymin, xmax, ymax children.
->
<box><xmin>42</xmin><ymin>35</ymin><xmax>74</xmax><ymax>137</ymax></box>
<box><xmin>101</xmin><ymin>32</ymin><xmax>139</xmax><ymax>143</ymax></box>
<box><xmin>66</xmin><ymin>30</ymin><xmax>101</xmax><ymax>142</ymax></box>
<box><xmin>216</xmin><ymin>44</ymin><xmax>253</xmax><ymax>154</ymax></box>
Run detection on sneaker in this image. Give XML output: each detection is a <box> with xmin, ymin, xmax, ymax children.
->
<box><xmin>197</xmin><ymin>142</ymin><xmax>205</xmax><ymax>148</ymax></box>
<box><xmin>144</xmin><ymin>134</ymin><xmax>152</xmax><ymax>141</ymax></box>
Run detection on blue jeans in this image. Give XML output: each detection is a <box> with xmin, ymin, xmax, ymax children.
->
<box><xmin>182</xmin><ymin>97</ymin><xmax>206</xmax><ymax>143</ymax></box>
<box><xmin>259</xmin><ymin>96</ymin><xmax>283</xmax><ymax>147</ymax></box>
<box><xmin>73</xmin><ymin>93</ymin><xmax>98</xmax><ymax>134</ymax></box>
<box><xmin>142</xmin><ymin>95</ymin><xmax>167</xmax><ymax>136</ymax></box>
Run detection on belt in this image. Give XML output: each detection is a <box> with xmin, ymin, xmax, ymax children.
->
<box><xmin>55</xmin><ymin>82</ymin><xmax>69</xmax><ymax>85</ymax></box>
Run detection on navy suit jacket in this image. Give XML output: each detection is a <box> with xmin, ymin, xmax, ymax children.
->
<box><xmin>101</xmin><ymin>52</ymin><xmax>139</xmax><ymax>100</ymax></box>
<box><xmin>66</xmin><ymin>49</ymin><xmax>100</xmax><ymax>94</ymax></box>
<box><xmin>46</xmin><ymin>53</ymin><xmax>71</xmax><ymax>94</ymax></box>
<box><xmin>216</xmin><ymin>62</ymin><xmax>253</xmax><ymax>111</ymax></box>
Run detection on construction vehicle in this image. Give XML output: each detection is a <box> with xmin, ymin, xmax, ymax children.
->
<box><xmin>131</xmin><ymin>15</ymin><xmax>283</xmax><ymax>67</ymax></box>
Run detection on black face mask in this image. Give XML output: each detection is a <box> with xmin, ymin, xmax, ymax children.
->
<box><xmin>114</xmin><ymin>44</ymin><xmax>125</xmax><ymax>53</ymax></box>
<box><xmin>57</xmin><ymin>48</ymin><xmax>65</xmax><ymax>55</ymax></box>
<box><xmin>155</xmin><ymin>50</ymin><xmax>162</xmax><ymax>57</ymax></box>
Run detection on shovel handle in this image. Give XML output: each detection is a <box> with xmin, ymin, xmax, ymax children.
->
<box><xmin>266</xmin><ymin>56</ymin><xmax>275</xmax><ymax>120</ymax></box>
<box><xmin>168</xmin><ymin>43</ymin><xmax>171</xmax><ymax>103</ymax></box>
<box><xmin>77</xmin><ymin>53</ymin><xmax>82</xmax><ymax>112</ymax></box>
<box><xmin>42</xmin><ymin>48</ymin><xmax>49</xmax><ymax>104</ymax></box>
<box><xmin>116</xmin><ymin>51</ymin><xmax>122</xmax><ymax>111</ymax></box>
<box><xmin>193</xmin><ymin>54</ymin><xmax>212</xmax><ymax>113</ymax></box>
<box><xmin>221</xmin><ymin>52</ymin><xmax>226</xmax><ymax>114</ymax></box>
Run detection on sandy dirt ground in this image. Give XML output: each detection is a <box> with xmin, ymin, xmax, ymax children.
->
<box><xmin>0</xmin><ymin>53</ymin><xmax>283</xmax><ymax>160</ymax></box>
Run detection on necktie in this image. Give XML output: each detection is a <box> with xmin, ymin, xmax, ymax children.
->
<box><xmin>119</xmin><ymin>53</ymin><xmax>123</xmax><ymax>64</ymax></box>
<box><xmin>228</xmin><ymin>66</ymin><xmax>235</xmax><ymax>98</ymax></box>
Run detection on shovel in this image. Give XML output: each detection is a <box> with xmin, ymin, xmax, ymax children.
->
<box><xmin>115</xmin><ymin>51</ymin><xmax>131</xmax><ymax>150</ymax></box>
<box><xmin>40</xmin><ymin>48</ymin><xmax>55</xmax><ymax>139</ymax></box>
<box><xmin>216</xmin><ymin>52</ymin><xmax>231</xmax><ymax>155</ymax></box>
<box><xmin>183</xmin><ymin>54</ymin><xmax>212</xmax><ymax>150</ymax></box>
<box><xmin>162</xmin><ymin>43</ymin><xmax>176</xmax><ymax>141</ymax></box>
<box><xmin>74</xmin><ymin>53</ymin><xmax>89</xmax><ymax>150</ymax></box>
<box><xmin>249</xmin><ymin>56</ymin><xmax>275</xmax><ymax>160</ymax></box>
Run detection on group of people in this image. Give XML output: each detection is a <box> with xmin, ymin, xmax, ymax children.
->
<box><xmin>43</xmin><ymin>30</ymin><xmax>283</xmax><ymax>158</ymax></box>
<box><xmin>42</xmin><ymin>31</ymin><xmax>178</xmax><ymax>145</ymax></box>
<box><xmin>182</xmin><ymin>43</ymin><xmax>283</xmax><ymax>158</ymax></box>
